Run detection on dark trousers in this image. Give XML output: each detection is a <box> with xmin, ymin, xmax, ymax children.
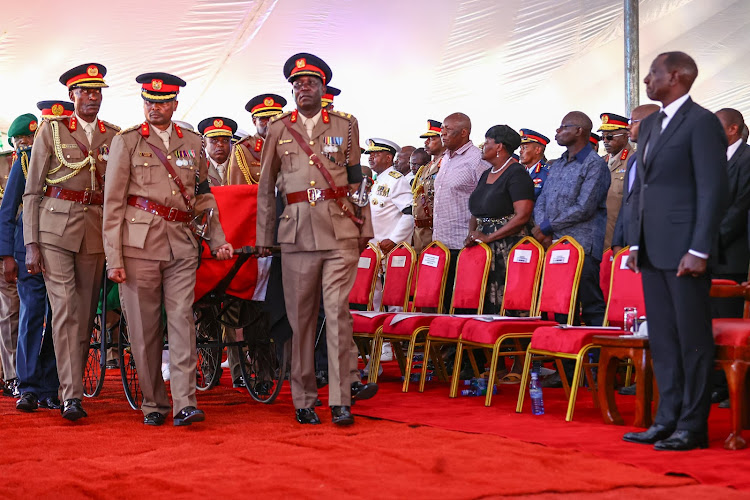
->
<box><xmin>15</xmin><ymin>260</ymin><xmax>58</xmax><ymax>398</ymax></box>
<box><xmin>641</xmin><ymin>249</ymin><xmax>714</xmax><ymax>433</ymax></box>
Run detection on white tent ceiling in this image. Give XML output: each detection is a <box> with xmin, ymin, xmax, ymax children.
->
<box><xmin>2</xmin><ymin>0</ymin><xmax>749</xmax><ymax>158</ymax></box>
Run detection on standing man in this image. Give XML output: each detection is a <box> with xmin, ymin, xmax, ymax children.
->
<box><xmin>227</xmin><ymin>94</ymin><xmax>286</xmax><ymax>186</ymax></box>
<box><xmin>532</xmin><ymin>112</ymin><xmax>610</xmax><ymax>327</ymax></box>
<box><xmin>412</xmin><ymin>120</ymin><xmax>444</xmax><ymax>254</ymax></box>
<box><xmin>321</xmin><ymin>85</ymin><xmax>341</xmax><ymax>110</ymax></box>
<box><xmin>103</xmin><ymin>72</ymin><xmax>233</xmax><ymax>426</ymax></box>
<box><xmin>394</xmin><ymin>145</ymin><xmax>416</xmax><ymax>183</ymax></box>
<box><xmin>623</xmin><ymin>52</ymin><xmax>728</xmax><ymax>451</ymax></box>
<box><xmin>23</xmin><ymin>63</ymin><xmax>119</xmax><ymax>421</ymax></box>
<box><xmin>518</xmin><ymin>128</ymin><xmax>550</xmax><ymax>200</ymax></box>
<box><xmin>366</xmin><ymin>138</ymin><xmax>414</xmax><ymax>255</ymax></box>
<box><xmin>256</xmin><ymin>53</ymin><xmax>373</xmax><ymax>425</ymax></box>
<box><xmin>198</xmin><ymin>117</ymin><xmax>237</xmax><ymax>187</ymax></box>
<box><xmin>598</xmin><ymin>113</ymin><xmax>634</xmax><ymax>250</ymax></box>
<box><xmin>711</xmin><ymin>108</ymin><xmax>750</xmax><ymax>318</ymax></box>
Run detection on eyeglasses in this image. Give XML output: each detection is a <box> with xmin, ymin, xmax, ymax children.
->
<box><xmin>603</xmin><ymin>132</ymin><xmax>629</xmax><ymax>141</ymax></box>
<box><xmin>628</xmin><ymin>118</ymin><xmax>641</xmax><ymax>125</ymax></box>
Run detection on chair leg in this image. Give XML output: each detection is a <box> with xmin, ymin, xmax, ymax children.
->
<box><xmin>369</xmin><ymin>335</ymin><xmax>384</xmax><ymax>384</ymax></box>
<box><xmin>565</xmin><ymin>357</ymin><xmax>585</xmax><ymax>422</ymax></box>
<box><xmin>433</xmin><ymin>344</ymin><xmax>449</xmax><ymax>382</ymax></box>
<box><xmin>466</xmin><ymin>348</ymin><xmax>481</xmax><ymax>378</ymax></box>
<box><xmin>555</xmin><ymin>358</ymin><xmax>571</xmax><ymax>398</ymax></box>
<box><xmin>516</xmin><ymin>348</ymin><xmax>534</xmax><ymax>413</ymax></box>
<box><xmin>449</xmin><ymin>342</ymin><xmax>464</xmax><ymax>398</ymax></box>
<box><xmin>402</xmin><ymin>335</ymin><xmax>418</xmax><ymax>393</ymax></box>
<box><xmin>624</xmin><ymin>361</ymin><xmax>633</xmax><ymax>387</ymax></box>
<box><xmin>392</xmin><ymin>340</ymin><xmax>407</xmax><ymax>375</ymax></box>
<box><xmin>722</xmin><ymin>359</ymin><xmax>749</xmax><ymax>450</ymax></box>
<box><xmin>419</xmin><ymin>338</ymin><xmax>432</xmax><ymax>392</ymax></box>
<box><xmin>485</xmin><ymin>345</ymin><xmax>501</xmax><ymax>407</ymax></box>
<box><xmin>583</xmin><ymin>361</ymin><xmax>599</xmax><ymax>409</ymax></box>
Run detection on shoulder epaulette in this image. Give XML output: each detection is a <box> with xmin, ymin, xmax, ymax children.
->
<box><xmin>181</xmin><ymin>127</ymin><xmax>201</xmax><ymax>137</ymax></box>
<box><xmin>101</xmin><ymin>120</ymin><xmax>121</xmax><ymax>132</ymax></box>
<box><xmin>117</xmin><ymin>123</ymin><xmax>142</xmax><ymax>135</ymax></box>
<box><xmin>388</xmin><ymin>170</ymin><xmax>403</xmax><ymax>179</ymax></box>
<box><xmin>332</xmin><ymin>110</ymin><xmax>353</xmax><ymax>120</ymax></box>
<box><xmin>620</xmin><ymin>149</ymin><xmax>629</xmax><ymax>161</ymax></box>
<box><xmin>270</xmin><ymin>111</ymin><xmax>292</xmax><ymax>123</ymax></box>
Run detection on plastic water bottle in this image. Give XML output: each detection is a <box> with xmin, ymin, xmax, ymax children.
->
<box><xmin>530</xmin><ymin>372</ymin><xmax>545</xmax><ymax>415</ymax></box>
<box><xmin>460</xmin><ymin>388</ymin><xmax>477</xmax><ymax>396</ymax></box>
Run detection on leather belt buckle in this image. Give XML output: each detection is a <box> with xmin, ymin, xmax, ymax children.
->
<box><xmin>307</xmin><ymin>188</ymin><xmax>322</xmax><ymax>203</ymax></box>
<box><xmin>82</xmin><ymin>190</ymin><xmax>93</xmax><ymax>205</ymax></box>
<box><xmin>167</xmin><ymin>207</ymin><xmax>179</xmax><ymax>222</ymax></box>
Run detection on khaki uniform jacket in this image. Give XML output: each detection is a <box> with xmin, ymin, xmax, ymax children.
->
<box><xmin>23</xmin><ymin>117</ymin><xmax>119</xmax><ymax>254</ymax></box>
<box><xmin>102</xmin><ymin>122</ymin><xmax>227</xmax><ymax>269</ymax></box>
<box><xmin>412</xmin><ymin>158</ymin><xmax>441</xmax><ymax>223</ymax></box>
<box><xmin>256</xmin><ymin>109</ymin><xmax>374</xmax><ymax>251</ymax></box>
<box><xmin>0</xmin><ymin>152</ymin><xmax>13</xmax><ymax>199</ymax></box>
<box><xmin>604</xmin><ymin>142</ymin><xmax>634</xmax><ymax>249</ymax></box>
<box><xmin>226</xmin><ymin>134</ymin><xmax>263</xmax><ymax>185</ymax></box>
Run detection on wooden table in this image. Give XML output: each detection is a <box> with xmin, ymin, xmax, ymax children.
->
<box><xmin>594</xmin><ymin>335</ymin><xmax>655</xmax><ymax>428</ymax></box>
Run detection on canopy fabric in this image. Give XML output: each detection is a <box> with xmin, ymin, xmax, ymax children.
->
<box><xmin>2</xmin><ymin>0</ymin><xmax>748</xmax><ymax>158</ymax></box>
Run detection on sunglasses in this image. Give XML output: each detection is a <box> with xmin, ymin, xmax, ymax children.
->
<box><xmin>603</xmin><ymin>132</ymin><xmax>628</xmax><ymax>141</ymax></box>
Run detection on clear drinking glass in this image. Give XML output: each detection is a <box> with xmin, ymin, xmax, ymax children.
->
<box><xmin>623</xmin><ymin>307</ymin><xmax>638</xmax><ymax>333</ymax></box>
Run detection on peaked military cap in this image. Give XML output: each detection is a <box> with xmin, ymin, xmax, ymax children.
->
<box><xmin>598</xmin><ymin>112</ymin><xmax>629</xmax><ymax>131</ymax></box>
<box><xmin>59</xmin><ymin>63</ymin><xmax>108</xmax><ymax>89</ymax></box>
<box><xmin>245</xmin><ymin>94</ymin><xmax>287</xmax><ymax>118</ymax></box>
<box><xmin>419</xmin><ymin>119</ymin><xmax>442</xmax><ymax>139</ymax></box>
<box><xmin>519</xmin><ymin>128</ymin><xmax>550</xmax><ymax>146</ymax></box>
<box><xmin>197</xmin><ymin>117</ymin><xmax>238</xmax><ymax>138</ymax></box>
<box><xmin>136</xmin><ymin>72</ymin><xmax>186</xmax><ymax>102</ymax></box>
<box><xmin>321</xmin><ymin>85</ymin><xmax>341</xmax><ymax>108</ymax></box>
<box><xmin>36</xmin><ymin>100</ymin><xmax>75</xmax><ymax>118</ymax></box>
<box><xmin>364</xmin><ymin>138</ymin><xmax>400</xmax><ymax>156</ymax></box>
<box><xmin>7</xmin><ymin>113</ymin><xmax>39</xmax><ymax>146</ymax></box>
<box><xmin>173</xmin><ymin>120</ymin><xmax>195</xmax><ymax>131</ymax></box>
<box><xmin>590</xmin><ymin>132</ymin><xmax>601</xmax><ymax>149</ymax></box>
<box><xmin>283</xmin><ymin>53</ymin><xmax>332</xmax><ymax>84</ymax></box>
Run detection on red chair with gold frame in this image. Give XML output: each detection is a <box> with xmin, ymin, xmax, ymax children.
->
<box><xmin>600</xmin><ymin>247</ymin><xmax>614</xmax><ymax>305</ymax></box>
<box><xmin>517</xmin><ymin>246</ymin><xmax>644</xmax><ymax>421</ymax></box>
<box><xmin>369</xmin><ymin>241</ymin><xmax>454</xmax><ymax>389</ymax></box>
<box><xmin>348</xmin><ymin>243</ymin><xmax>383</xmax><ymax>361</ymax></box>
<box><xmin>352</xmin><ymin>242</ymin><xmax>416</xmax><ymax>373</ymax></box>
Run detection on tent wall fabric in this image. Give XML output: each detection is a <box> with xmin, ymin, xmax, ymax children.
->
<box><xmin>1</xmin><ymin>0</ymin><xmax>749</xmax><ymax>158</ymax></box>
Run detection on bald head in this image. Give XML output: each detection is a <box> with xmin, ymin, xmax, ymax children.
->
<box><xmin>628</xmin><ymin>104</ymin><xmax>659</xmax><ymax>143</ymax></box>
<box><xmin>555</xmin><ymin>111</ymin><xmax>592</xmax><ymax>151</ymax></box>
<box><xmin>565</xmin><ymin>111</ymin><xmax>592</xmax><ymax>133</ymax></box>
<box><xmin>395</xmin><ymin>145</ymin><xmax>416</xmax><ymax>175</ymax></box>
<box><xmin>441</xmin><ymin>112</ymin><xmax>472</xmax><ymax>151</ymax></box>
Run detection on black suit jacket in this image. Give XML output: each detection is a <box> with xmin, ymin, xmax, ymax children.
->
<box><xmin>628</xmin><ymin>97</ymin><xmax>729</xmax><ymax>269</ymax></box>
<box><xmin>611</xmin><ymin>154</ymin><xmax>637</xmax><ymax>249</ymax></box>
<box><xmin>714</xmin><ymin>141</ymin><xmax>750</xmax><ymax>275</ymax></box>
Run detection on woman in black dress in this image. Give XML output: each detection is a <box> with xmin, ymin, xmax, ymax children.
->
<box><xmin>465</xmin><ymin>125</ymin><xmax>535</xmax><ymax>314</ymax></box>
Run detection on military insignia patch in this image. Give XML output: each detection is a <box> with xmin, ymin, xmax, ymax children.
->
<box><xmin>388</xmin><ymin>170</ymin><xmax>403</xmax><ymax>179</ymax></box>
<box><xmin>87</xmin><ymin>65</ymin><xmax>99</xmax><ymax>77</ymax></box>
<box><xmin>264</xmin><ymin>97</ymin><xmax>274</xmax><ymax>107</ymax></box>
<box><xmin>323</xmin><ymin>136</ymin><xmax>342</xmax><ymax>153</ymax></box>
<box><xmin>602</xmin><ymin>115</ymin><xmax>609</xmax><ymax>124</ymax></box>
<box><xmin>98</xmin><ymin>120</ymin><xmax>106</xmax><ymax>134</ymax></box>
<box><xmin>29</xmin><ymin>121</ymin><xmax>37</xmax><ymax>132</ymax></box>
<box><xmin>620</xmin><ymin>149</ymin><xmax>629</xmax><ymax>160</ymax></box>
<box><xmin>152</xmin><ymin>79</ymin><xmax>163</xmax><ymax>90</ymax></box>
<box><xmin>51</xmin><ymin>104</ymin><xmax>64</xmax><ymax>116</ymax></box>
<box><xmin>213</xmin><ymin>119</ymin><xmax>224</xmax><ymax>128</ymax></box>
<box><xmin>296</xmin><ymin>58</ymin><xmax>306</xmax><ymax>69</ymax></box>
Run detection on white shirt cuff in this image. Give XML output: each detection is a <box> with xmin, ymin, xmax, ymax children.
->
<box><xmin>629</xmin><ymin>245</ymin><xmax>638</xmax><ymax>251</ymax></box>
<box><xmin>688</xmin><ymin>249</ymin><xmax>709</xmax><ymax>259</ymax></box>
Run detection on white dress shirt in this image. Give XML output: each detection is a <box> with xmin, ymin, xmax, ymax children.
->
<box><xmin>76</xmin><ymin>113</ymin><xmax>96</xmax><ymax>145</ymax></box>
<box><xmin>299</xmin><ymin>111</ymin><xmax>321</xmax><ymax>138</ymax></box>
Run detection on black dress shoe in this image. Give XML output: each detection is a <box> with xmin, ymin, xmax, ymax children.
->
<box><xmin>618</xmin><ymin>384</ymin><xmax>636</xmax><ymax>396</ymax></box>
<box><xmin>38</xmin><ymin>396</ymin><xmax>61</xmax><ymax>410</ymax></box>
<box><xmin>316</xmin><ymin>370</ymin><xmax>329</xmax><ymax>389</ymax></box>
<box><xmin>61</xmin><ymin>398</ymin><xmax>87</xmax><ymax>421</ymax></box>
<box><xmin>144</xmin><ymin>412</ymin><xmax>167</xmax><ymax>426</ymax></box>
<box><xmin>105</xmin><ymin>359</ymin><xmax>120</xmax><ymax>369</ymax></box>
<box><xmin>331</xmin><ymin>405</ymin><xmax>354</xmax><ymax>425</ymax></box>
<box><xmin>711</xmin><ymin>389</ymin><xmax>729</xmax><ymax>404</ymax></box>
<box><xmin>654</xmin><ymin>430</ymin><xmax>709</xmax><ymax>451</ymax></box>
<box><xmin>623</xmin><ymin>424</ymin><xmax>675</xmax><ymax>445</ymax></box>
<box><xmin>173</xmin><ymin>406</ymin><xmax>205</xmax><ymax>426</ymax></box>
<box><xmin>3</xmin><ymin>378</ymin><xmax>19</xmax><ymax>398</ymax></box>
<box><xmin>719</xmin><ymin>398</ymin><xmax>730</xmax><ymax>409</ymax></box>
<box><xmin>16</xmin><ymin>392</ymin><xmax>38</xmax><ymax>412</ymax></box>
<box><xmin>540</xmin><ymin>373</ymin><xmax>563</xmax><ymax>389</ymax></box>
<box><xmin>351</xmin><ymin>381</ymin><xmax>378</xmax><ymax>402</ymax></box>
<box><xmin>296</xmin><ymin>408</ymin><xmax>321</xmax><ymax>424</ymax></box>
<box><xmin>232</xmin><ymin>377</ymin><xmax>246</xmax><ymax>388</ymax></box>
<box><xmin>314</xmin><ymin>398</ymin><xmax>322</xmax><ymax>407</ymax></box>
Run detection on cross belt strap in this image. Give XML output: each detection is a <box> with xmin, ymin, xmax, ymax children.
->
<box><xmin>286</xmin><ymin>186</ymin><xmax>350</xmax><ymax>205</ymax></box>
<box><xmin>70</xmin><ymin>136</ymin><xmax>105</xmax><ymax>188</ymax></box>
<box><xmin>414</xmin><ymin>217</ymin><xmax>433</xmax><ymax>229</ymax></box>
<box><xmin>280</xmin><ymin>117</ymin><xmax>363</xmax><ymax>226</ymax></box>
<box><xmin>145</xmin><ymin>141</ymin><xmax>193</xmax><ymax>210</ymax></box>
<box><xmin>45</xmin><ymin>186</ymin><xmax>103</xmax><ymax>205</ymax></box>
<box><xmin>127</xmin><ymin>195</ymin><xmax>193</xmax><ymax>223</ymax></box>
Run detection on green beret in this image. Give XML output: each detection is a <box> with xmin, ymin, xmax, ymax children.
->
<box><xmin>7</xmin><ymin>113</ymin><xmax>39</xmax><ymax>147</ymax></box>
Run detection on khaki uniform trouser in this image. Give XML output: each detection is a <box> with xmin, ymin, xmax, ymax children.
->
<box><xmin>0</xmin><ymin>276</ymin><xmax>19</xmax><ymax>381</ymax></box>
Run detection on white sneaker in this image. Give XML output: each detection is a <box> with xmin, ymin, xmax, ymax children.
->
<box><xmin>161</xmin><ymin>363</ymin><xmax>170</xmax><ymax>382</ymax></box>
<box><xmin>380</xmin><ymin>342</ymin><xmax>393</xmax><ymax>362</ymax></box>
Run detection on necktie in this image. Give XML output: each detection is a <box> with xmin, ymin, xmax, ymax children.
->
<box><xmin>84</xmin><ymin>123</ymin><xmax>93</xmax><ymax>144</ymax></box>
<box><xmin>646</xmin><ymin>111</ymin><xmax>667</xmax><ymax>162</ymax></box>
<box><xmin>304</xmin><ymin>117</ymin><xmax>314</xmax><ymax>138</ymax></box>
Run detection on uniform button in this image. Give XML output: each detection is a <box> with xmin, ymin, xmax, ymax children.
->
<box><xmin>167</xmin><ymin>155</ymin><xmax>172</xmax><ymax>160</ymax></box>
<box><xmin>310</xmin><ymin>201</ymin><xmax>316</xmax><ymax>207</ymax></box>
<box><xmin>66</xmin><ymin>154</ymin><xmax>70</xmax><ymax>158</ymax></box>
<box><xmin>144</xmin><ymin>162</ymin><xmax>149</xmax><ymax>167</ymax></box>
<box><xmin>131</xmin><ymin>218</ymin><xmax>136</xmax><ymax>222</ymax></box>
<box><xmin>50</xmin><ymin>207</ymin><xmax>54</xmax><ymax>211</ymax></box>
<box><xmin>309</xmin><ymin>160</ymin><xmax>314</xmax><ymax>165</ymax></box>
<box><xmin>172</xmin><ymin>190</ymin><xmax>176</xmax><ymax>195</ymax></box>
<box><xmin>168</xmin><ymin>174</ymin><xmax>172</xmax><ymax>179</ymax></box>
<box><xmin>83</xmin><ymin>207</ymin><xmax>88</xmax><ymax>212</ymax></box>
<box><xmin>310</xmin><ymin>180</ymin><xmax>315</xmax><ymax>187</ymax></box>
<box><xmin>284</xmin><ymin>151</ymin><xmax>289</xmax><ymax>156</ymax></box>
<box><xmin>309</xmin><ymin>141</ymin><xmax>314</xmax><ymax>145</ymax></box>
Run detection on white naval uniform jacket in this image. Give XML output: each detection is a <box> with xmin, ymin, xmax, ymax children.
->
<box><xmin>369</xmin><ymin>166</ymin><xmax>414</xmax><ymax>244</ymax></box>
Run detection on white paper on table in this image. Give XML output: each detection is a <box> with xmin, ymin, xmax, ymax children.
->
<box><xmin>557</xmin><ymin>325</ymin><xmax>621</xmax><ymax>330</ymax></box>
<box><xmin>471</xmin><ymin>315</ymin><xmax>543</xmax><ymax>322</ymax></box>
<box><xmin>549</xmin><ymin>249</ymin><xmax>570</xmax><ymax>264</ymax></box>
<box><xmin>421</xmin><ymin>253</ymin><xmax>440</xmax><ymax>267</ymax></box>
<box><xmin>391</xmin><ymin>255</ymin><xmax>407</xmax><ymax>268</ymax></box>
<box><xmin>358</xmin><ymin>257</ymin><xmax>372</xmax><ymax>269</ymax></box>
<box><xmin>513</xmin><ymin>249</ymin><xmax>532</xmax><ymax>263</ymax></box>
<box><xmin>389</xmin><ymin>312</ymin><xmax>431</xmax><ymax>324</ymax></box>
<box><xmin>351</xmin><ymin>311</ymin><xmax>385</xmax><ymax>318</ymax></box>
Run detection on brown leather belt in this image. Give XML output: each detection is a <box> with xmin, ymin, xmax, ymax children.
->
<box><xmin>286</xmin><ymin>186</ymin><xmax>350</xmax><ymax>205</ymax></box>
<box><xmin>45</xmin><ymin>186</ymin><xmax>103</xmax><ymax>205</ymax></box>
<box><xmin>414</xmin><ymin>217</ymin><xmax>433</xmax><ymax>229</ymax></box>
<box><xmin>127</xmin><ymin>195</ymin><xmax>193</xmax><ymax>223</ymax></box>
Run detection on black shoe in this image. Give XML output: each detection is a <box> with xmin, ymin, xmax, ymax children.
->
<box><xmin>16</xmin><ymin>392</ymin><xmax>38</xmax><ymax>412</ymax></box>
<box><xmin>173</xmin><ymin>406</ymin><xmax>205</xmax><ymax>426</ymax></box>
<box><xmin>105</xmin><ymin>359</ymin><xmax>119</xmax><ymax>369</ymax></box>
<box><xmin>61</xmin><ymin>398</ymin><xmax>87</xmax><ymax>421</ymax></box>
<box><xmin>3</xmin><ymin>378</ymin><xmax>19</xmax><ymax>398</ymax></box>
<box><xmin>540</xmin><ymin>373</ymin><xmax>563</xmax><ymax>389</ymax></box>
<box><xmin>618</xmin><ymin>384</ymin><xmax>637</xmax><ymax>396</ymax></box>
<box><xmin>623</xmin><ymin>424</ymin><xmax>675</xmax><ymax>445</ymax></box>
<box><xmin>711</xmin><ymin>389</ymin><xmax>729</xmax><ymax>404</ymax></box>
<box><xmin>296</xmin><ymin>408</ymin><xmax>321</xmax><ymax>424</ymax></box>
<box><xmin>331</xmin><ymin>405</ymin><xmax>354</xmax><ymax>425</ymax></box>
<box><xmin>719</xmin><ymin>398</ymin><xmax>730</xmax><ymax>409</ymax></box>
<box><xmin>232</xmin><ymin>377</ymin><xmax>246</xmax><ymax>388</ymax></box>
<box><xmin>316</xmin><ymin>370</ymin><xmax>329</xmax><ymax>389</ymax></box>
<box><xmin>351</xmin><ymin>381</ymin><xmax>378</xmax><ymax>402</ymax></box>
<box><xmin>144</xmin><ymin>412</ymin><xmax>167</xmax><ymax>426</ymax></box>
<box><xmin>314</xmin><ymin>398</ymin><xmax>322</xmax><ymax>407</ymax></box>
<box><xmin>38</xmin><ymin>396</ymin><xmax>61</xmax><ymax>410</ymax></box>
<box><xmin>654</xmin><ymin>430</ymin><xmax>709</xmax><ymax>451</ymax></box>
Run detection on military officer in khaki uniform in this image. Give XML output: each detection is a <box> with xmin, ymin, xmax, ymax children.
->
<box><xmin>412</xmin><ymin>119</ymin><xmax>445</xmax><ymax>253</ymax></box>
<box><xmin>227</xmin><ymin>94</ymin><xmax>287</xmax><ymax>186</ymax></box>
<box><xmin>103</xmin><ymin>72</ymin><xmax>232</xmax><ymax>426</ymax></box>
<box><xmin>597</xmin><ymin>113</ymin><xmax>634</xmax><ymax>249</ymax></box>
<box><xmin>321</xmin><ymin>85</ymin><xmax>340</xmax><ymax>110</ymax></box>
<box><xmin>23</xmin><ymin>63</ymin><xmax>118</xmax><ymax>420</ymax></box>
<box><xmin>198</xmin><ymin>117</ymin><xmax>237</xmax><ymax>187</ymax></box>
<box><xmin>256</xmin><ymin>53</ymin><xmax>373</xmax><ymax>426</ymax></box>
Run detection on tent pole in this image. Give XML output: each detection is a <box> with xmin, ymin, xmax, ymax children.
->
<box><xmin>624</xmin><ymin>0</ymin><xmax>640</xmax><ymax>114</ymax></box>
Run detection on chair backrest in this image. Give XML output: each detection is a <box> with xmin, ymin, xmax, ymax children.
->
<box><xmin>537</xmin><ymin>236</ymin><xmax>585</xmax><ymax>324</ymax></box>
<box><xmin>604</xmin><ymin>247</ymin><xmax>646</xmax><ymax>328</ymax></box>
<box><xmin>381</xmin><ymin>242</ymin><xmax>416</xmax><ymax>311</ymax></box>
<box><xmin>348</xmin><ymin>243</ymin><xmax>382</xmax><ymax>310</ymax></box>
<box><xmin>449</xmin><ymin>242</ymin><xmax>492</xmax><ymax>313</ymax></box>
<box><xmin>412</xmin><ymin>241</ymin><xmax>451</xmax><ymax>312</ymax></box>
<box><xmin>501</xmin><ymin>237</ymin><xmax>544</xmax><ymax>315</ymax></box>
<box><xmin>600</xmin><ymin>247</ymin><xmax>614</xmax><ymax>304</ymax></box>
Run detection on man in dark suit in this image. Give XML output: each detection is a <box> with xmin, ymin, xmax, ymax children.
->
<box><xmin>611</xmin><ymin>104</ymin><xmax>660</xmax><ymax>255</ymax></box>
<box><xmin>623</xmin><ymin>52</ymin><xmax>729</xmax><ymax>451</ymax></box>
<box><xmin>711</xmin><ymin>108</ymin><xmax>750</xmax><ymax>318</ymax></box>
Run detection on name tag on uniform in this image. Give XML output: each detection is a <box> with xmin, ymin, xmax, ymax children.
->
<box><xmin>422</xmin><ymin>254</ymin><xmax>440</xmax><ymax>268</ymax></box>
<box><xmin>550</xmin><ymin>249</ymin><xmax>570</xmax><ymax>264</ymax></box>
<box><xmin>278</xmin><ymin>139</ymin><xmax>292</xmax><ymax>145</ymax></box>
<box><xmin>391</xmin><ymin>256</ymin><xmax>407</xmax><ymax>268</ymax></box>
<box><xmin>139</xmin><ymin>152</ymin><xmax>152</xmax><ymax>157</ymax></box>
<box><xmin>358</xmin><ymin>257</ymin><xmax>372</xmax><ymax>269</ymax></box>
<box><xmin>61</xmin><ymin>144</ymin><xmax>77</xmax><ymax>149</ymax></box>
<box><xmin>513</xmin><ymin>249</ymin><xmax>532</xmax><ymax>263</ymax></box>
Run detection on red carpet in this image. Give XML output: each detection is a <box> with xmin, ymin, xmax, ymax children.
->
<box><xmin>0</xmin><ymin>365</ymin><xmax>747</xmax><ymax>498</ymax></box>
<box><xmin>352</xmin><ymin>362</ymin><xmax>750</xmax><ymax>491</ymax></box>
